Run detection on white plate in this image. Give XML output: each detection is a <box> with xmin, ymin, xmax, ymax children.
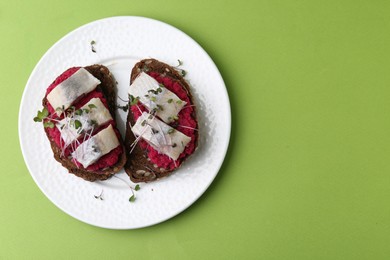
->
<box><xmin>19</xmin><ymin>16</ymin><xmax>230</xmax><ymax>229</ymax></box>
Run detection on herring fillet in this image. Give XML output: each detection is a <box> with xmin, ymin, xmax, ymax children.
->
<box><xmin>128</xmin><ymin>72</ymin><xmax>186</xmax><ymax>123</ymax></box>
<box><xmin>47</xmin><ymin>68</ymin><xmax>101</xmax><ymax>115</ymax></box>
<box><xmin>72</xmin><ymin>120</ymin><xmax>119</xmax><ymax>168</ymax></box>
<box><xmin>131</xmin><ymin>112</ymin><xmax>191</xmax><ymax>160</ymax></box>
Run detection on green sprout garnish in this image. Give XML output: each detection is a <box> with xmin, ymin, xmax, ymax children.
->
<box><xmin>94</xmin><ymin>189</ymin><xmax>103</xmax><ymax>200</ymax></box>
<box><xmin>129</xmin><ymin>95</ymin><xmax>139</xmax><ymax>105</ymax></box>
<box><xmin>175</xmin><ymin>60</ymin><xmax>186</xmax><ymax>76</ymax></box>
<box><xmin>43</xmin><ymin>121</ymin><xmax>54</xmax><ymax>128</ymax></box>
<box><xmin>90</xmin><ymin>40</ymin><xmax>96</xmax><ymax>53</ymax></box>
<box><xmin>168</xmin><ymin>99</ymin><xmax>173</xmax><ymax>104</ymax></box>
<box><xmin>168</xmin><ymin>116</ymin><xmax>179</xmax><ymax>120</ymax></box>
<box><xmin>88</xmin><ymin>104</ymin><xmax>97</xmax><ymax>109</ymax></box>
<box><xmin>34</xmin><ymin>108</ymin><xmax>55</xmax><ymax>128</ymax></box>
<box><xmin>117</xmin><ymin>104</ymin><xmax>129</xmax><ymax>112</ymax></box>
<box><xmin>75</xmin><ymin>109</ymin><xmax>83</xmax><ymax>116</ymax></box>
<box><xmin>74</xmin><ymin>120</ymin><xmax>82</xmax><ymax>129</ymax></box>
<box><xmin>129</xmin><ymin>195</ymin><xmax>136</xmax><ymax>202</ymax></box>
<box><xmin>33</xmin><ymin>108</ymin><xmax>49</xmax><ymax>122</ymax></box>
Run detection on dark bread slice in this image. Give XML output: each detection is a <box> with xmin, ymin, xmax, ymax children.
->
<box><xmin>42</xmin><ymin>65</ymin><xmax>126</xmax><ymax>181</ymax></box>
<box><xmin>125</xmin><ymin>59</ymin><xmax>198</xmax><ymax>182</ymax></box>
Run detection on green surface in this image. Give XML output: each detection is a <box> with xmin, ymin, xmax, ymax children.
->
<box><xmin>1</xmin><ymin>0</ymin><xmax>390</xmax><ymax>259</ymax></box>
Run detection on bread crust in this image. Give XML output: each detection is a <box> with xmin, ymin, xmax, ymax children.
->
<box><xmin>124</xmin><ymin>59</ymin><xmax>198</xmax><ymax>182</ymax></box>
<box><xmin>42</xmin><ymin>65</ymin><xmax>126</xmax><ymax>181</ymax></box>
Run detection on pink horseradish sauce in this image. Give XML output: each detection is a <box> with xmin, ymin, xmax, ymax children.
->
<box><xmin>45</xmin><ymin>67</ymin><xmax>123</xmax><ymax>171</ymax></box>
<box><xmin>130</xmin><ymin>72</ymin><xmax>197</xmax><ymax>170</ymax></box>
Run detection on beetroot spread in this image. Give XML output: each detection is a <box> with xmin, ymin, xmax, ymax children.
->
<box><xmin>130</xmin><ymin>72</ymin><xmax>197</xmax><ymax>170</ymax></box>
<box><xmin>45</xmin><ymin>67</ymin><xmax>123</xmax><ymax>171</ymax></box>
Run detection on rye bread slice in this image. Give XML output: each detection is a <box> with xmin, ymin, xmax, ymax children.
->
<box><xmin>42</xmin><ymin>64</ymin><xmax>126</xmax><ymax>181</ymax></box>
<box><xmin>124</xmin><ymin>59</ymin><xmax>198</xmax><ymax>182</ymax></box>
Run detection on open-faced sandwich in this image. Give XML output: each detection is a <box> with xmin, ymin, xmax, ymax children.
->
<box><xmin>35</xmin><ymin>65</ymin><xmax>126</xmax><ymax>181</ymax></box>
<box><xmin>125</xmin><ymin>59</ymin><xmax>199</xmax><ymax>182</ymax></box>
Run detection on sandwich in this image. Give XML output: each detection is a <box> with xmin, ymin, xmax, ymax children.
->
<box><xmin>35</xmin><ymin>65</ymin><xmax>126</xmax><ymax>181</ymax></box>
<box><xmin>124</xmin><ymin>59</ymin><xmax>198</xmax><ymax>182</ymax></box>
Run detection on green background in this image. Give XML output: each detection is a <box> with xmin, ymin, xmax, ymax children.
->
<box><xmin>1</xmin><ymin>0</ymin><xmax>390</xmax><ymax>259</ymax></box>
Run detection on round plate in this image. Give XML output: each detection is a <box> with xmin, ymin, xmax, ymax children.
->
<box><xmin>19</xmin><ymin>16</ymin><xmax>230</xmax><ymax>229</ymax></box>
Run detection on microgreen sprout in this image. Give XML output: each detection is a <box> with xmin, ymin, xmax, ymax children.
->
<box><xmin>168</xmin><ymin>128</ymin><xmax>175</xmax><ymax>134</ymax></box>
<box><xmin>75</xmin><ymin>109</ymin><xmax>83</xmax><ymax>116</ymax></box>
<box><xmin>33</xmin><ymin>108</ymin><xmax>49</xmax><ymax>122</ymax></box>
<box><xmin>129</xmin><ymin>95</ymin><xmax>139</xmax><ymax>106</ymax></box>
<box><xmin>34</xmin><ymin>108</ymin><xmax>55</xmax><ymax>128</ymax></box>
<box><xmin>94</xmin><ymin>189</ymin><xmax>104</xmax><ymax>200</ymax></box>
<box><xmin>174</xmin><ymin>59</ymin><xmax>186</xmax><ymax>77</ymax></box>
<box><xmin>88</xmin><ymin>103</ymin><xmax>97</xmax><ymax>109</ymax></box>
<box><xmin>168</xmin><ymin>115</ymin><xmax>179</xmax><ymax>121</ymax></box>
<box><xmin>74</xmin><ymin>120</ymin><xmax>82</xmax><ymax>129</ymax></box>
<box><xmin>167</xmin><ymin>99</ymin><xmax>173</xmax><ymax>104</ymax></box>
<box><xmin>113</xmin><ymin>176</ymin><xmax>141</xmax><ymax>203</ymax></box>
<box><xmin>117</xmin><ymin>104</ymin><xmax>129</xmax><ymax>112</ymax></box>
<box><xmin>90</xmin><ymin>40</ymin><xmax>96</xmax><ymax>53</ymax></box>
<box><xmin>43</xmin><ymin>121</ymin><xmax>55</xmax><ymax>128</ymax></box>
